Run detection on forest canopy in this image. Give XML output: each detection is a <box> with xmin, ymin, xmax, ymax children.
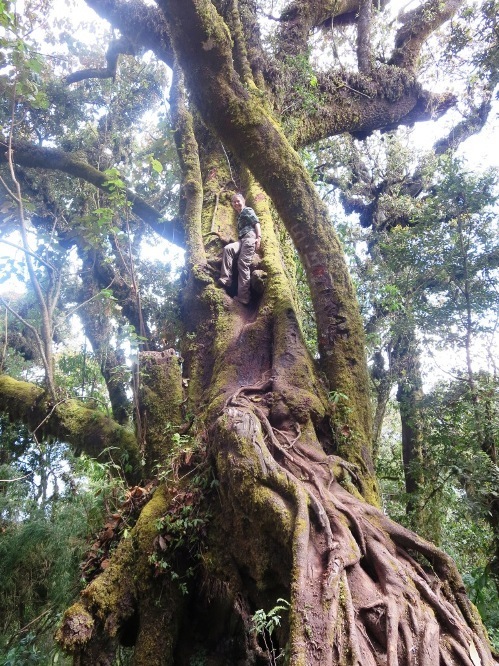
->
<box><xmin>0</xmin><ymin>0</ymin><xmax>498</xmax><ymax>664</ymax></box>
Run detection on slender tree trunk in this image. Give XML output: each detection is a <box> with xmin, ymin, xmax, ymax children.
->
<box><xmin>392</xmin><ymin>323</ymin><xmax>428</xmax><ymax>534</ymax></box>
<box><xmin>77</xmin><ymin>248</ymin><xmax>132</xmax><ymax>424</ymax></box>
<box><xmin>457</xmin><ymin>218</ymin><xmax>499</xmax><ymax>591</ymax></box>
<box><xmin>371</xmin><ymin>350</ymin><xmax>394</xmax><ymax>461</ymax></box>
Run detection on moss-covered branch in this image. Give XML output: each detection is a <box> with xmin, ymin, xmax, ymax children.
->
<box><xmin>0</xmin><ymin>141</ymin><xmax>185</xmax><ymax>248</ymax></box>
<box><xmin>390</xmin><ymin>0</ymin><xmax>463</xmax><ymax>69</ymax></box>
<box><xmin>272</xmin><ymin>0</ymin><xmax>461</xmax><ymax>145</ymax></box>
<box><xmin>57</xmin><ymin>485</ymin><xmax>185</xmax><ymax>661</ymax></box>
<box><xmin>170</xmin><ymin>63</ymin><xmax>205</xmax><ymax>267</ymax></box>
<box><xmin>276</xmin><ymin>0</ymin><xmax>364</xmax><ymax>57</ymax></box>
<box><xmin>291</xmin><ymin>72</ymin><xmax>456</xmax><ymax>147</ymax></box>
<box><xmin>0</xmin><ymin>375</ymin><xmax>140</xmax><ymax>477</ymax></box>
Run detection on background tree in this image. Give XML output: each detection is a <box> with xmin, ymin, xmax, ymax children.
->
<box><xmin>313</xmin><ymin>135</ymin><xmax>498</xmax><ymax>534</ymax></box>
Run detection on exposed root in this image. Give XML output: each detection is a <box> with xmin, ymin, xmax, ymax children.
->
<box><xmin>273</xmin><ymin>424</ymin><xmax>301</xmax><ymax>448</ymax></box>
<box><xmin>215</xmin><ymin>402</ymin><xmax>498</xmax><ymax>666</ymax></box>
<box><xmin>224</xmin><ymin>377</ymin><xmax>274</xmax><ymax>409</ymax></box>
<box><xmin>59</xmin><ymin>386</ymin><xmax>497</xmax><ymax>666</ymax></box>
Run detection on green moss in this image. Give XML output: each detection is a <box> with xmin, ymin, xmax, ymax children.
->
<box><xmin>0</xmin><ymin>374</ymin><xmax>43</xmax><ymax>405</ymax></box>
<box><xmin>0</xmin><ymin>375</ymin><xmax>140</xmax><ymax>478</ymax></box>
<box><xmin>55</xmin><ymin>602</ymin><xmax>94</xmax><ymax>651</ymax></box>
<box><xmin>136</xmin><ymin>486</ymin><xmax>170</xmax><ymax>543</ymax></box>
<box><xmin>133</xmin><ymin>486</ymin><xmax>172</xmax><ymax>585</ymax></box>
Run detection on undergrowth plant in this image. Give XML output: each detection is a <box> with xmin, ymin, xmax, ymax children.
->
<box><xmin>149</xmin><ymin>435</ymin><xmax>215</xmax><ymax>595</ymax></box>
<box><xmin>251</xmin><ymin>599</ymin><xmax>290</xmax><ymax>665</ymax></box>
<box><xmin>0</xmin><ymin>443</ymin><xmax>126</xmax><ymax>664</ymax></box>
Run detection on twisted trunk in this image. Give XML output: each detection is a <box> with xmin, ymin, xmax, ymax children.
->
<box><xmin>56</xmin><ymin>100</ymin><xmax>496</xmax><ymax>666</ymax></box>
<box><xmin>48</xmin><ymin>0</ymin><xmax>497</xmax><ymax>664</ymax></box>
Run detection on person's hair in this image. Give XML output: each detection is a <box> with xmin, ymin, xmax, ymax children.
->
<box><xmin>231</xmin><ymin>192</ymin><xmax>245</xmax><ymax>203</ymax></box>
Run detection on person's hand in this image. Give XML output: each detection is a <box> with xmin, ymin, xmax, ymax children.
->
<box><xmin>255</xmin><ymin>237</ymin><xmax>261</xmax><ymax>250</ymax></box>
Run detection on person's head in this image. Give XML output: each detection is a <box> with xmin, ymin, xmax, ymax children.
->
<box><xmin>231</xmin><ymin>193</ymin><xmax>245</xmax><ymax>213</ymax></box>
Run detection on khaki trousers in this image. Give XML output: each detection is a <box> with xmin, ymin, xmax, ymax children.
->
<box><xmin>220</xmin><ymin>232</ymin><xmax>256</xmax><ymax>303</ymax></box>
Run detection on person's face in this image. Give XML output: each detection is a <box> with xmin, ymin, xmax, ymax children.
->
<box><xmin>231</xmin><ymin>196</ymin><xmax>244</xmax><ymax>213</ymax></box>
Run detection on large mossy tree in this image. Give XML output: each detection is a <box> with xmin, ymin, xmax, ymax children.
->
<box><xmin>1</xmin><ymin>0</ymin><xmax>498</xmax><ymax>664</ymax></box>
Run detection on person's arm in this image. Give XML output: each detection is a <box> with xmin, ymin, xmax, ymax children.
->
<box><xmin>254</xmin><ymin>222</ymin><xmax>262</xmax><ymax>250</ymax></box>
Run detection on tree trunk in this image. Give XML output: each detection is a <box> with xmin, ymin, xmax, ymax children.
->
<box><xmin>77</xmin><ymin>248</ymin><xmax>132</xmax><ymax>425</ymax></box>
<box><xmin>392</xmin><ymin>322</ymin><xmax>429</xmax><ymax>537</ymax></box>
<box><xmin>55</xmin><ymin>81</ymin><xmax>497</xmax><ymax>666</ymax></box>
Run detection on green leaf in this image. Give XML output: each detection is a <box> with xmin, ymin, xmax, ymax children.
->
<box><xmin>27</xmin><ymin>56</ymin><xmax>43</xmax><ymax>73</ymax></box>
<box><xmin>151</xmin><ymin>158</ymin><xmax>163</xmax><ymax>174</ymax></box>
<box><xmin>32</xmin><ymin>90</ymin><xmax>48</xmax><ymax>109</ymax></box>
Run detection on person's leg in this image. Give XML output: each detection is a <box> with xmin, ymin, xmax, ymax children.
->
<box><xmin>236</xmin><ymin>236</ymin><xmax>256</xmax><ymax>303</ymax></box>
<box><xmin>219</xmin><ymin>241</ymin><xmax>241</xmax><ymax>285</ymax></box>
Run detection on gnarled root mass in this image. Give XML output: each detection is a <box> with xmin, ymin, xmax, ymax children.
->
<box><xmin>214</xmin><ymin>387</ymin><xmax>497</xmax><ymax>666</ymax></box>
<box><xmin>58</xmin><ymin>382</ymin><xmax>497</xmax><ymax>665</ymax></box>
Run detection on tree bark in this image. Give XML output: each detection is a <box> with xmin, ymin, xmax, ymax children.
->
<box><xmin>393</xmin><ymin>322</ymin><xmax>430</xmax><ymax>538</ymax></box>
<box><xmin>57</xmin><ymin>66</ymin><xmax>495</xmax><ymax>666</ymax></box>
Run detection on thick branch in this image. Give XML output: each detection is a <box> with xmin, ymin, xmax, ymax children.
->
<box><xmin>276</xmin><ymin>0</ymin><xmax>362</xmax><ymax>57</ymax></box>
<box><xmin>433</xmin><ymin>99</ymin><xmax>493</xmax><ymax>155</ymax></box>
<box><xmin>83</xmin><ymin>0</ymin><xmax>174</xmax><ymax>67</ymax></box>
<box><xmin>0</xmin><ymin>141</ymin><xmax>185</xmax><ymax>247</ymax></box>
<box><xmin>0</xmin><ymin>375</ymin><xmax>141</xmax><ymax>479</ymax></box>
<box><xmin>233</xmin><ymin>0</ymin><xmax>267</xmax><ymax>88</ymax></box>
<box><xmin>293</xmin><ymin>72</ymin><xmax>456</xmax><ymax>146</ymax></box>
<box><xmin>390</xmin><ymin>0</ymin><xmax>464</xmax><ymax>69</ymax></box>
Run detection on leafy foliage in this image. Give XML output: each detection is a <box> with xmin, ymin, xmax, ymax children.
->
<box><xmin>377</xmin><ymin>374</ymin><xmax>499</xmax><ymax>644</ymax></box>
<box><xmin>251</xmin><ymin>599</ymin><xmax>290</xmax><ymax>665</ymax></box>
<box><xmin>0</xmin><ymin>430</ymin><xmax>129</xmax><ymax>663</ymax></box>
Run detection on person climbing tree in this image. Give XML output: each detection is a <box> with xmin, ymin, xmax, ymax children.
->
<box><xmin>218</xmin><ymin>193</ymin><xmax>262</xmax><ymax>304</ymax></box>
